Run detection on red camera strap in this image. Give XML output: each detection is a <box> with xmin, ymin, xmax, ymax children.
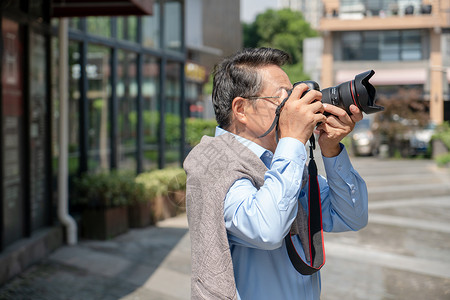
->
<box><xmin>285</xmin><ymin>135</ymin><xmax>325</xmax><ymax>275</ymax></box>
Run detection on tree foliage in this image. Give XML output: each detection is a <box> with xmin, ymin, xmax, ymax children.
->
<box><xmin>243</xmin><ymin>9</ymin><xmax>318</xmax><ymax>65</ymax></box>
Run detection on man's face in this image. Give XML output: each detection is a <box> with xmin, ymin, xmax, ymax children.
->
<box><xmin>244</xmin><ymin>65</ymin><xmax>292</xmax><ymax>152</ymax></box>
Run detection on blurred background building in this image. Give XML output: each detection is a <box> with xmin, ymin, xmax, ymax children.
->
<box><xmin>319</xmin><ymin>0</ymin><xmax>450</xmax><ymax>124</ymax></box>
<box><xmin>0</xmin><ymin>0</ymin><xmax>241</xmax><ymax>286</ymax></box>
<box><xmin>279</xmin><ymin>0</ymin><xmax>323</xmax><ymax>29</ymax></box>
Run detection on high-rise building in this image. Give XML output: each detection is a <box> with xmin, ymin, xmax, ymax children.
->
<box><xmin>319</xmin><ymin>0</ymin><xmax>450</xmax><ymax>123</ymax></box>
<box><xmin>278</xmin><ymin>0</ymin><xmax>323</xmax><ymax>29</ymax></box>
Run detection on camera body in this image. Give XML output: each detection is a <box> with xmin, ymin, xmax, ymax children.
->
<box><xmin>298</xmin><ymin>70</ymin><xmax>383</xmax><ymax>115</ymax></box>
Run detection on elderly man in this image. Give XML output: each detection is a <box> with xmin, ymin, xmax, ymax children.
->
<box><xmin>184</xmin><ymin>47</ymin><xmax>368</xmax><ymax>300</ymax></box>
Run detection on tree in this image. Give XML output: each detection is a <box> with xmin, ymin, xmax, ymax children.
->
<box><xmin>243</xmin><ymin>9</ymin><xmax>318</xmax><ymax>66</ymax></box>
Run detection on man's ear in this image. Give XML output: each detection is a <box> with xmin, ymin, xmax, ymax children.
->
<box><xmin>231</xmin><ymin>97</ymin><xmax>248</xmax><ymax>125</ymax></box>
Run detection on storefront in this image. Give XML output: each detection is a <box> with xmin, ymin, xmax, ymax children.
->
<box><xmin>0</xmin><ymin>0</ymin><xmax>186</xmax><ymax>284</ymax></box>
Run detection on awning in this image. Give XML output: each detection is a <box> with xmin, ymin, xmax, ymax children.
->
<box><xmin>335</xmin><ymin>68</ymin><xmax>427</xmax><ymax>85</ymax></box>
<box><xmin>52</xmin><ymin>0</ymin><xmax>154</xmax><ymax>17</ymax></box>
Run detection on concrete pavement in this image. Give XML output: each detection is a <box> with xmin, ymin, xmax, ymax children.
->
<box><xmin>0</xmin><ymin>215</ymin><xmax>191</xmax><ymax>300</ymax></box>
<box><xmin>1</xmin><ymin>157</ymin><xmax>449</xmax><ymax>299</ymax></box>
<box><xmin>320</xmin><ymin>157</ymin><xmax>450</xmax><ymax>300</ymax></box>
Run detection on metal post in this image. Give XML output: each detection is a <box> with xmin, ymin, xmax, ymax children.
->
<box><xmin>58</xmin><ymin>18</ymin><xmax>77</xmax><ymax>246</ymax></box>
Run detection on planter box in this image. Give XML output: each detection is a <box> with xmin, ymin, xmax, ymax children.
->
<box><xmin>169</xmin><ymin>190</ymin><xmax>186</xmax><ymax>214</ymax></box>
<box><xmin>81</xmin><ymin>206</ymin><xmax>128</xmax><ymax>240</ymax></box>
<box><xmin>128</xmin><ymin>202</ymin><xmax>154</xmax><ymax>228</ymax></box>
<box><xmin>153</xmin><ymin>195</ymin><xmax>177</xmax><ymax>221</ymax></box>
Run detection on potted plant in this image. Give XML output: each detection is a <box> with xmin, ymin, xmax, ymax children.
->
<box><xmin>136</xmin><ymin>172</ymin><xmax>170</xmax><ymax>221</ymax></box>
<box><xmin>136</xmin><ymin>168</ymin><xmax>186</xmax><ymax>221</ymax></box>
<box><xmin>127</xmin><ymin>178</ymin><xmax>155</xmax><ymax>228</ymax></box>
<box><xmin>166</xmin><ymin>168</ymin><xmax>187</xmax><ymax>214</ymax></box>
<box><xmin>73</xmin><ymin>172</ymin><xmax>135</xmax><ymax>240</ymax></box>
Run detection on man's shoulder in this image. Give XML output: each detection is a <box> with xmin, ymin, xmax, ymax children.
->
<box><xmin>183</xmin><ymin>133</ymin><xmax>261</xmax><ymax>174</ymax></box>
<box><xmin>184</xmin><ymin>133</ymin><xmax>237</xmax><ymax>171</ymax></box>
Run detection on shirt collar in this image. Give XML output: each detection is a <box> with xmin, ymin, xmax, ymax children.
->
<box><xmin>215</xmin><ymin>126</ymin><xmax>272</xmax><ymax>163</ymax></box>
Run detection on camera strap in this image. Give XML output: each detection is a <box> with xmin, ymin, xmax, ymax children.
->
<box><xmin>258</xmin><ymin>86</ymin><xmax>326</xmax><ymax>275</ymax></box>
<box><xmin>284</xmin><ymin>134</ymin><xmax>325</xmax><ymax>275</ymax></box>
<box><xmin>257</xmin><ymin>90</ymin><xmax>291</xmax><ymax>141</ymax></box>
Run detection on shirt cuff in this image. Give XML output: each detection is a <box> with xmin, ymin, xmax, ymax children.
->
<box><xmin>322</xmin><ymin>144</ymin><xmax>353</xmax><ymax>180</ymax></box>
<box><xmin>273</xmin><ymin>137</ymin><xmax>307</xmax><ymax>167</ymax></box>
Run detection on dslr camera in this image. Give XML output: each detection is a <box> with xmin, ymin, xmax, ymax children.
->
<box><xmin>299</xmin><ymin>70</ymin><xmax>383</xmax><ymax>115</ymax></box>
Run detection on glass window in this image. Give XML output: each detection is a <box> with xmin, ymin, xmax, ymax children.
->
<box><xmin>68</xmin><ymin>42</ymin><xmax>81</xmax><ymax>177</ymax></box>
<box><xmin>342</xmin><ymin>32</ymin><xmax>361</xmax><ymax>60</ymax></box>
<box><xmin>165</xmin><ymin>62</ymin><xmax>181</xmax><ymax>166</ymax></box>
<box><xmin>142</xmin><ymin>1</ymin><xmax>160</xmax><ymax>49</ymax></box>
<box><xmin>340</xmin><ymin>30</ymin><xmax>424</xmax><ymax>61</ymax></box>
<box><xmin>117</xmin><ymin>50</ymin><xmax>138</xmax><ymax>171</ymax></box>
<box><xmin>401</xmin><ymin>30</ymin><xmax>422</xmax><ymax>60</ymax></box>
<box><xmin>361</xmin><ymin>31</ymin><xmax>379</xmax><ymax>60</ymax></box>
<box><xmin>86</xmin><ymin>17</ymin><xmax>111</xmax><ymax>38</ymax></box>
<box><xmin>2</xmin><ymin>18</ymin><xmax>25</xmax><ymax>246</ymax></box>
<box><xmin>69</xmin><ymin>18</ymin><xmax>81</xmax><ymax>30</ymax></box>
<box><xmin>142</xmin><ymin>56</ymin><xmax>160</xmax><ymax>170</ymax></box>
<box><xmin>87</xmin><ymin>45</ymin><xmax>111</xmax><ymax>172</ymax></box>
<box><xmin>380</xmin><ymin>31</ymin><xmax>400</xmax><ymax>61</ymax></box>
<box><xmin>29</xmin><ymin>0</ymin><xmax>45</xmax><ymax>17</ymax></box>
<box><xmin>29</xmin><ymin>31</ymin><xmax>49</xmax><ymax>231</ymax></box>
<box><xmin>117</xmin><ymin>16</ymin><xmax>138</xmax><ymax>42</ymax></box>
<box><xmin>164</xmin><ymin>0</ymin><xmax>183</xmax><ymax>52</ymax></box>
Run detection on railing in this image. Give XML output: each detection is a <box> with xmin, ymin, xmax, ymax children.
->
<box><xmin>325</xmin><ymin>0</ymin><xmax>436</xmax><ymax>19</ymax></box>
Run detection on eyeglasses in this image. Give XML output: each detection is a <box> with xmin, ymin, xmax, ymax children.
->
<box><xmin>246</xmin><ymin>86</ymin><xmax>294</xmax><ymax>106</ymax></box>
<box><xmin>246</xmin><ymin>96</ymin><xmax>282</xmax><ymax>106</ymax></box>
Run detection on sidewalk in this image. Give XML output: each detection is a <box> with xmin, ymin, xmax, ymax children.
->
<box><xmin>0</xmin><ymin>214</ymin><xmax>191</xmax><ymax>300</ymax></box>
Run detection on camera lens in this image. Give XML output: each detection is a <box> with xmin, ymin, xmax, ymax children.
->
<box><xmin>320</xmin><ymin>70</ymin><xmax>383</xmax><ymax>115</ymax></box>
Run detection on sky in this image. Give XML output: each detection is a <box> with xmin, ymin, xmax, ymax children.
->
<box><xmin>240</xmin><ymin>0</ymin><xmax>278</xmax><ymax>23</ymax></box>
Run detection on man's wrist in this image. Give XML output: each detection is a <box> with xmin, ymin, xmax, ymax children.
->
<box><xmin>321</xmin><ymin>143</ymin><xmax>342</xmax><ymax>157</ymax></box>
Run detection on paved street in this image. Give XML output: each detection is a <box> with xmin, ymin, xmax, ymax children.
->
<box><xmin>320</xmin><ymin>157</ymin><xmax>450</xmax><ymax>300</ymax></box>
<box><xmin>0</xmin><ymin>157</ymin><xmax>449</xmax><ymax>299</ymax></box>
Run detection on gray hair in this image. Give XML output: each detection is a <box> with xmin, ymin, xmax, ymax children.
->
<box><xmin>212</xmin><ymin>47</ymin><xmax>290</xmax><ymax>129</ymax></box>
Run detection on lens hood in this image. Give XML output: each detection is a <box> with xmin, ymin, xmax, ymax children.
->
<box><xmin>354</xmin><ymin>70</ymin><xmax>384</xmax><ymax>114</ymax></box>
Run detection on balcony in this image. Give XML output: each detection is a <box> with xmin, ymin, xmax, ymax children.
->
<box><xmin>320</xmin><ymin>0</ymin><xmax>449</xmax><ymax>32</ymax></box>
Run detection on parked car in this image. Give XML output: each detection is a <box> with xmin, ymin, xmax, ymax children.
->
<box><xmin>350</xmin><ymin>116</ymin><xmax>378</xmax><ymax>156</ymax></box>
<box><xmin>407</xmin><ymin>122</ymin><xmax>436</xmax><ymax>156</ymax></box>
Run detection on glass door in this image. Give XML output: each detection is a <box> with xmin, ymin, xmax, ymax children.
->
<box><xmin>2</xmin><ymin>18</ymin><xmax>25</xmax><ymax>247</ymax></box>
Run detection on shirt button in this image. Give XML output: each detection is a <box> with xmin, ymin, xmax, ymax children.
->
<box><xmin>295</xmin><ymin>180</ymin><xmax>300</xmax><ymax>185</ymax></box>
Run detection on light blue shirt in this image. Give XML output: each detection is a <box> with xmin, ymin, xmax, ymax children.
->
<box><xmin>216</xmin><ymin>127</ymin><xmax>368</xmax><ymax>300</ymax></box>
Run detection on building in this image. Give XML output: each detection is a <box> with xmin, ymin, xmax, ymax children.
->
<box><xmin>278</xmin><ymin>0</ymin><xmax>323</xmax><ymax>29</ymax></box>
<box><xmin>1</xmin><ymin>0</ymin><xmax>187</xmax><ymax>285</ymax></box>
<box><xmin>185</xmin><ymin>0</ymin><xmax>242</xmax><ymax>119</ymax></box>
<box><xmin>319</xmin><ymin>0</ymin><xmax>450</xmax><ymax>123</ymax></box>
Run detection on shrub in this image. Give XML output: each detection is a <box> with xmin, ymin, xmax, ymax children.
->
<box><xmin>432</xmin><ymin>121</ymin><xmax>450</xmax><ymax>167</ymax></box>
<box><xmin>73</xmin><ymin>172</ymin><xmax>149</xmax><ymax>208</ymax></box>
<box><xmin>186</xmin><ymin>118</ymin><xmax>217</xmax><ymax>147</ymax></box>
<box><xmin>432</xmin><ymin>121</ymin><xmax>450</xmax><ymax>149</ymax></box>
<box><xmin>136</xmin><ymin>168</ymin><xmax>186</xmax><ymax>194</ymax></box>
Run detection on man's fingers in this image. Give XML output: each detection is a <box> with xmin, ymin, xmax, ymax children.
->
<box><xmin>288</xmin><ymin>83</ymin><xmax>309</xmax><ymax>102</ymax></box>
<box><xmin>349</xmin><ymin>105</ymin><xmax>363</xmax><ymax>122</ymax></box>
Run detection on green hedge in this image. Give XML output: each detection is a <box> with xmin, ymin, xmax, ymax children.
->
<box><xmin>432</xmin><ymin>121</ymin><xmax>450</xmax><ymax>149</ymax></box>
<box><xmin>73</xmin><ymin>172</ymin><xmax>149</xmax><ymax>208</ymax></box>
<box><xmin>432</xmin><ymin>121</ymin><xmax>450</xmax><ymax>166</ymax></box>
<box><xmin>73</xmin><ymin>168</ymin><xmax>187</xmax><ymax>209</ymax></box>
<box><xmin>186</xmin><ymin>118</ymin><xmax>217</xmax><ymax>147</ymax></box>
<box><xmin>136</xmin><ymin>168</ymin><xmax>186</xmax><ymax>197</ymax></box>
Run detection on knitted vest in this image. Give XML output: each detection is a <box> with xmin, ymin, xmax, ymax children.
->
<box><xmin>183</xmin><ymin>133</ymin><xmax>309</xmax><ymax>299</ymax></box>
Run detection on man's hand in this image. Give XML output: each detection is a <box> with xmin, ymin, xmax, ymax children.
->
<box><xmin>316</xmin><ymin>104</ymin><xmax>364</xmax><ymax>157</ymax></box>
<box><xmin>278</xmin><ymin>84</ymin><xmax>327</xmax><ymax>145</ymax></box>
